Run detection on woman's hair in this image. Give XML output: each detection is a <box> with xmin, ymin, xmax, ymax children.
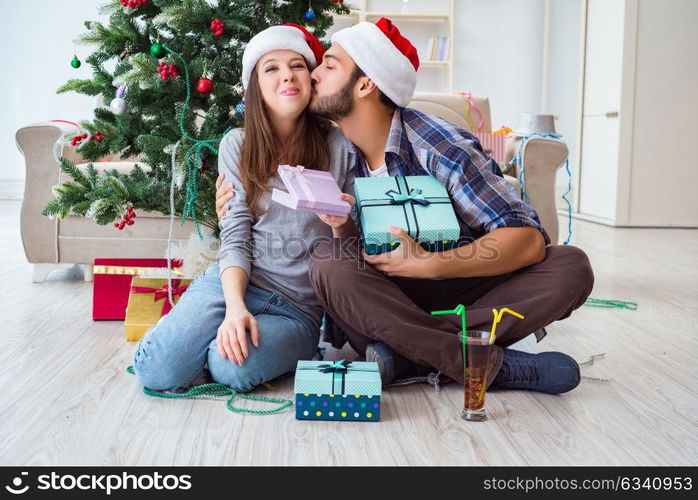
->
<box><xmin>239</xmin><ymin>61</ymin><xmax>333</xmax><ymax>217</ymax></box>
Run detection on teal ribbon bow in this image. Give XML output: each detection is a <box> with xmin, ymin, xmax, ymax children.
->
<box><xmin>385</xmin><ymin>188</ymin><xmax>430</xmax><ymax>206</ymax></box>
<box><xmin>318</xmin><ymin>359</ymin><xmax>351</xmax><ymax>374</ymax></box>
<box><xmin>317</xmin><ymin>359</ymin><xmax>352</xmax><ymax>395</ymax></box>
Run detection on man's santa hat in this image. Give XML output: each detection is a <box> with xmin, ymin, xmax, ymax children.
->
<box><xmin>331</xmin><ymin>17</ymin><xmax>419</xmax><ymax>108</ymax></box>
<box><xmin>242</xmin><ymin>24</ymin><xmax>325</xmax><ymax>88</ymax></box>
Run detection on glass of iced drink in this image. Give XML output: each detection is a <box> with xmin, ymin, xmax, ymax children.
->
<box><xmin>461</xmin><ymin>330</ymin><xmax>493</xmax><ymax>422</ymax></box>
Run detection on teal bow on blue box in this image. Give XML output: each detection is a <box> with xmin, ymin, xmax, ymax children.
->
<box><xmin>355</xmin><ymin>175</ymin><xmax>461</xmax><ymax>255</ymax></box>
<box><xmin>294</xmin><ymin>360</ymin><xmax>381</xmax><ymax>422</ymax></box>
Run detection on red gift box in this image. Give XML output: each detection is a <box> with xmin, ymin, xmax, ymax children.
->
<box><xmin>92</xmin><ymin>258</ymin><xmax>182</xmax><ymax>320</ymax></box>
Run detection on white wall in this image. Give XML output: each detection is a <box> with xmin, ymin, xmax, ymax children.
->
<box><xmin>544</xmin><ymin>0</ymin><xmax>583</xmax><ymax>208</ymax></box>
<box><xmin>452</xmin><ymin>0</ymin><xmax>546</xmax><ymax>129</ymax></box>
<box><xmin>1</xmin><ymin>0</ymin><xmax>107</xmax><ymax>182</ymax></box>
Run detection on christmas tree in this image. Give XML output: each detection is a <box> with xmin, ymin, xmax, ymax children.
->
<box><xmin>42</xmin><ymin>0</ymin><xmax>348</xmax><ymax>235</ymax></box>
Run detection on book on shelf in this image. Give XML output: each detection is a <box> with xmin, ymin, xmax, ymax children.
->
<box><xmin>426</xmin><ymin>37</ymin><xmax>435</xmax><ymax>60</ymax></box>
<box><xmin>425</xmin><ymin>36</ymin><xmax>450</xmax><ymax>62</ymax></box>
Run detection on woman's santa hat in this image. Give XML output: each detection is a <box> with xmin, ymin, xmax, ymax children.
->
<box><xmin>331</xmin><ymin>17</ymin><xmax>419</xmax><ymax>107</ymax></box>
<box><xmin>242</xmin><ymin>24</ymin><xmax>325</xmax><ymax>88</ymax></box>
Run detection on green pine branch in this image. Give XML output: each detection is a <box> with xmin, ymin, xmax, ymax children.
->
<box><xmin>57</xmin><ymin>79</ymin><xmax>104</xmax><ymax>96</ymax></box>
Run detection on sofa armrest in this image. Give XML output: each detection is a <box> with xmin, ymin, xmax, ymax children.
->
<box><xmin>504</xmin><ymin>137</ymin><xmax>568</xmax><ymax>244</ymax></box>
<box><xmin>15</xmin><ymin>122</ymin><xmax>78</xmax><ymax>263</ymax></box>
<box><xmin>409</xmin><ymin>92</ymin><xmax>493</xmax><ymax>133</ymax></box>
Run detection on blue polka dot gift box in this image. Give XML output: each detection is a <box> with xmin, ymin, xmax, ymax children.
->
<box><xmin>294</xmin><ymin>360</ymin><xmax>381</xmax><ymax>422</ymax></box>
<box><xmin>354</xmin><ymin>175</ymin><xmax>461</xmax><ymax>255</ymax></box>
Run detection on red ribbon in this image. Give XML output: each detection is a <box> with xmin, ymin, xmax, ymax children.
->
<box><xmin>130</xmin><ymin>279</ymin><xmax>189</xmax><ymax>316</ymax></box>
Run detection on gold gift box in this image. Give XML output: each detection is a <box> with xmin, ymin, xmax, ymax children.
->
<box><xmin>124</xmin><ymin>277</ymin><xmax>192</xmax><ymax>342</ymax></box>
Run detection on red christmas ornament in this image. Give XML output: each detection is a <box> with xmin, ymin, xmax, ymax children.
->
<box><xmin>196</xmin><ymin>77</ymin><xmax>214</xmax><ymax>94</ymax></box>
<box><xmin>210</xmin><ymin>18</ymin><xmax>225</xmax><ymax>36</ymax></box>
<box><xmin>92</xmin><ymin>130</ymin><xmax>103</xmax><ymax>142</ymax></box>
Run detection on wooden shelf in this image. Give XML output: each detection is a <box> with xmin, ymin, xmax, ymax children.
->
<box><xmin>364</xmin><ymin>12</ymin><xmax>450</xmax><ymax>20</ymax></box>
<box><xmin>421</xmin><ymin>60</ymin><xmax>451</xmax><ymax>66</ymax></box>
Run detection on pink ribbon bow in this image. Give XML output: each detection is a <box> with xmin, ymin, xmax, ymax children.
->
<box><xmin>286</xmin><ymin>165</ymin><xmax>317</xmax><ymax>208</ymax></box>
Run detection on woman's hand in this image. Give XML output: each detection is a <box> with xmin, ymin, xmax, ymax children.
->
<box><xmin>316</xmin><ymin>193</ymin><xmax>355</xmax><ymax>230</ymax></box>
<box><xmin>216</xmin><ymin>307</ymin><xmax>259</xmax><ymax>366</ymax></box>
<box><xmin>215</xmin><ymin>173</ymin><xmax>235</xmax><ymax>221</ymax></box>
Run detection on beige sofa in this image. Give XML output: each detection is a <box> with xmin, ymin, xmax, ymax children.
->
<box><xmin>16</xmin><ymin>93</ymin><xmax>567</xmax><ymax>283</ymax></box>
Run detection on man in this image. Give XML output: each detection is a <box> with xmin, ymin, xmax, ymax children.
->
<box><xmin>217</xmin><ymin>18</ymin><xmax>594</xmax><ymax>394</ymax></box>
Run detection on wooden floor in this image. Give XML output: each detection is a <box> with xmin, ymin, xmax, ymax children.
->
<box><xmin>0</xmin><ymin>199</ymin><xmax>696</xmax><ymax>466</ymax></box>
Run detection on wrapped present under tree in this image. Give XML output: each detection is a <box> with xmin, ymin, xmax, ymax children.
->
<box><xmin>93</xmin><ymin>258</ymin><xmax>182</xmax><ymax>320</ymax></box>
<box><xmin>124</xmin><ymin>277</ymin><xmax>192</xmax><ymax>341</ymax></box>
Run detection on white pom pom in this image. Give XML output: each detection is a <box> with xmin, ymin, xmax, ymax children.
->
<box><xmin>110</xmin><ymin>97</ymin><xmax>127</xmax><ymax>115</ymax></box>
<box><xmin>168</xmin><ymin>229</ymin><xmax>219</xmax><ymax>278</ymax></box>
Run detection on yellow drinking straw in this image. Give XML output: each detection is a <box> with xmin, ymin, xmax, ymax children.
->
<box><xmin>489</xmin><ymin>308</ymin><xmax>525</xmax><ymax>344</ymax></box>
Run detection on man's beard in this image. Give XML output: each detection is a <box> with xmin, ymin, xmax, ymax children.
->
<box><xmin>310</xmin><ymin>79</ymin><xmax>355</xmax><ymax>121</ymax></box>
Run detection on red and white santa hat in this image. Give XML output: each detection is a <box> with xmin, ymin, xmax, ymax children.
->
<box><xmin>331</xmin><ymin>17</ymin><xmax>419</xmax><ymax>108</ymax></box>
<box><xmin>242</xmin><ymin>24</ymin><xmax>325</xmax><ymax>88</ymax></box>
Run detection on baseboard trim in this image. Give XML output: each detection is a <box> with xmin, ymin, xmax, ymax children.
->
<box><xmin>558</xmin><ymin>208</ymin><xmax>698</xmax><ymax>229</ymax></box>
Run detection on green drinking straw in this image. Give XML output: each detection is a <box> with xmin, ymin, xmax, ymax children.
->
<box><xmin>584</xmin><ymin>298</ymin><xmax>638</xmax><ymax>310</ymax></box>
<box><xmin>432</xmin><ymin>304</ymin><xmax>467</xmax><ymax>382</ymax></box>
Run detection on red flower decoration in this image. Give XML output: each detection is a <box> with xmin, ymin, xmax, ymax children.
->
<box><xmin>115</xmin><ymin>207</ymin><xmax>137</xmax><ymax>230</ymax></box>
<box><xmin>156</xmin><ymin>62</ymin><xmax>180</xmax><ymax>81</ymax></box>
<box><xmin>120</xmin><ymin>0</ymin><xmax>148</xmax><ymax>8</ymax></box>
<box><xmin>210</xmin><ymin>18</ymin><xmax>225</xmax><ymax>37</ymax></box>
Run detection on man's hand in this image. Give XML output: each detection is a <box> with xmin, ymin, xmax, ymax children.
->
<box><xmin>215</xmin><ymin>173</ymin><xmax>235</xmax><ymax>221</ymax></box>
<box><xmin>316</xmin><ymin>193</ymin><xmax>355</xmax><ymax>230</ymax></box>
<box><xmin>217</xmin><ymin>307</ymin><xmax>259</xmax><ymax>366</ymax></box>
<box><xmin>362</xmin><ymin>226</ymin><xmax>441</xmax><ymax>278</ymax></box>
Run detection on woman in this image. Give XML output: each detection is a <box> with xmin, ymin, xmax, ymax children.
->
<box><xmin>132</xmin><ymin>25</ymin><xmax>356</xmax><ymax>393</ymax></box>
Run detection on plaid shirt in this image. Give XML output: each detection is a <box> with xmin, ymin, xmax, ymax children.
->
<box><xmin>353</xmin><ymin>108</ymin><xmax>550</xmax><ymax>244</ymax></box>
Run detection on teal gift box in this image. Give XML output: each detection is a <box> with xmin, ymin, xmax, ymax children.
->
<box><xmin>355</xmin><ymin>175</ymin><xmax>461</xmax><ymax>255</ymax></box>
<box><xmin>294</xmin><ymin>360</ymin><xmax>381</xmax><ymax>422</ymax></box>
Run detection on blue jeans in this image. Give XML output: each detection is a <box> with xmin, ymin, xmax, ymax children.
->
<box><xmin>131</xmin><ymin>264</ymin><xmax>319</xmax><ymax>392</ymax></box>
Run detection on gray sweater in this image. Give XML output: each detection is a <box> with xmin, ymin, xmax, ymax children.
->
<box><xmin>217</xmin><ymin>126</ymin><xmax>355</xmax><ymax>327</ymax></box>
